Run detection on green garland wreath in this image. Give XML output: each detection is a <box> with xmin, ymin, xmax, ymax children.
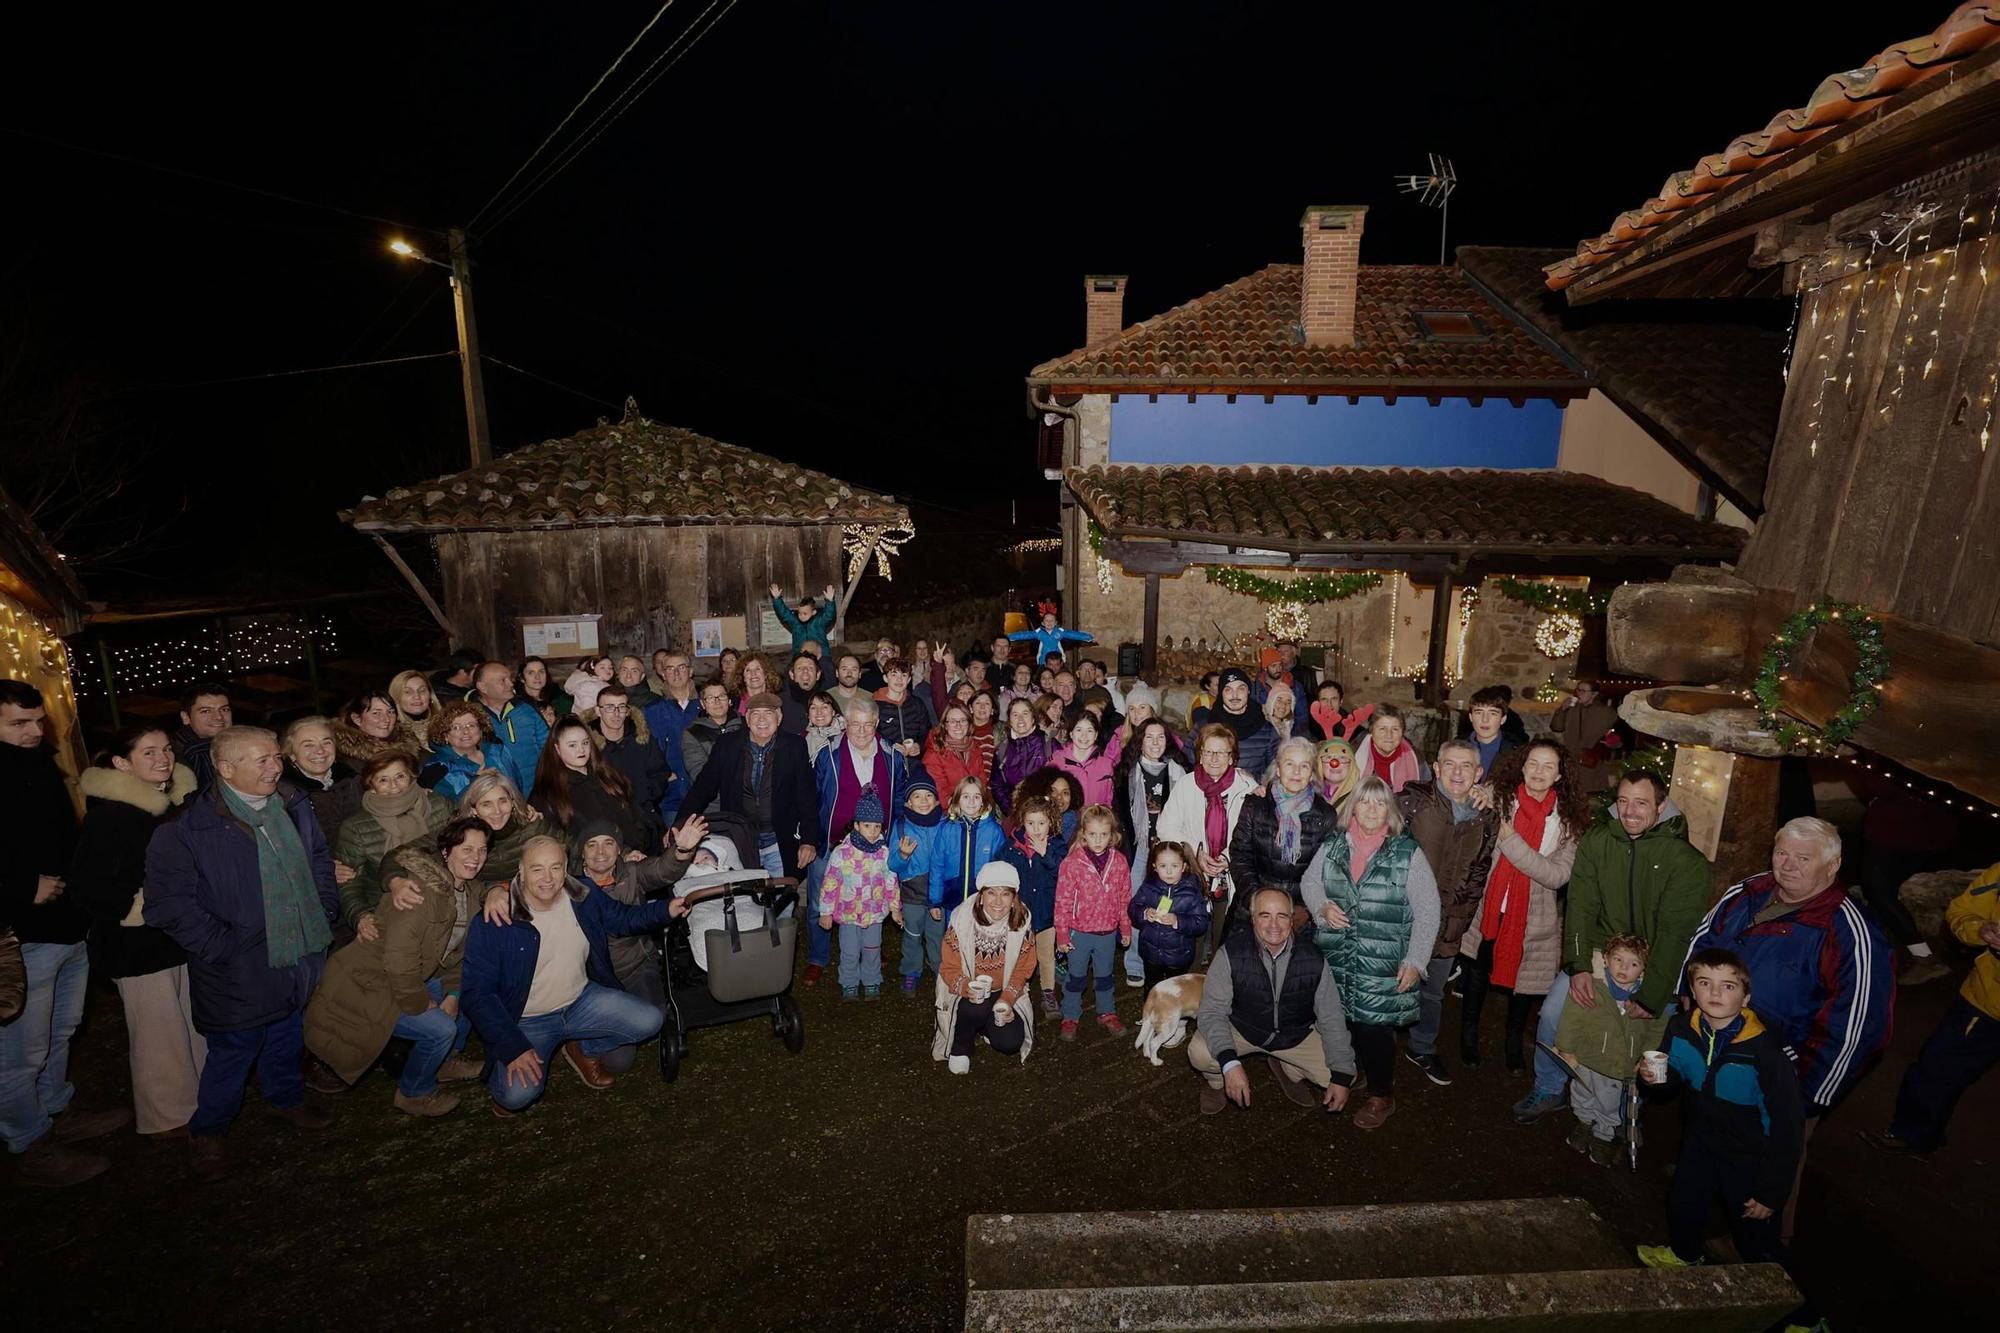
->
<box><xmin>1752</xmin><ymin>599</ymin><xmax>1890</xmax><ymax>751</ymax></box>
<box><xmin>1493</xmin><ymin>576</ymin><xmax>1610</xmax><ymax>615</ymax></box>
<box><xmin>1202</xmin><ymin>566</ymin><xmax>1383</xmax><ymax>603</ymax></box>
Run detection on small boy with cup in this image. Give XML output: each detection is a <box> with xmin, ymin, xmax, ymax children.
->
<box><xmin>1550</xmin><ymin>934</ymin><xmax>1668</xmax><ymax>1165</ymax></box>
<box><xmin>1635</xmin><ymin>948</ymin><xmax>1816</xmax><ymax>1327</ymax></box>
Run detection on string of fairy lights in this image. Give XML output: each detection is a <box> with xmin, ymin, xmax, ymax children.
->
<box><xmin>69</xmin><ymin>616</ymin><xmax>340</xmax><ymax>699</ymax></box>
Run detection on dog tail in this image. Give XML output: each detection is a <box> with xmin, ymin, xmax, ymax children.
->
<box><xmin>1134</xmin><ymin>1013</ymin><xmax>1155</xmax><ymax>1052</ymax></box>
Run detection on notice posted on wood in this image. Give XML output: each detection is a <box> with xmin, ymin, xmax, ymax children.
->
<box><xmin>519</xmin><ymin>614</ymin><xmax>602</xmax><ymax>660</ymax></box>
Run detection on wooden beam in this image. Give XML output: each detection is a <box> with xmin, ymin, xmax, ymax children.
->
<box><xmin>1142</xmin><ymin>574</ymin><xmax>1161</xmax><ymax>678</ymax></box>
<box><xmin>370</xmin><ymin>534</ymin><xmax>455</xmax><ymax>643</ymax></box>
<box><xmin>834</xmin><ymin>532</ymin><xmax>879</xmax><ymax>644</ymax></box>
<box><xmin>1101</xmin><ymin>539</ymin><xmax>1450</xmax><ymax>578</ymax></box>
<box><xmin>1423</xmin><ymin>569</ymin><xmax>1453</xmax><ymax>708</ymax></box>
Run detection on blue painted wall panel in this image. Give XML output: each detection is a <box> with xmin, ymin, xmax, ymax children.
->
<box><xmin>1108</xmin><ymin>394</ymin><xmax>1562</xmax><ymax>468</ymax></box>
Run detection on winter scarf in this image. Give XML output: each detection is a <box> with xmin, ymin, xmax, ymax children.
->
<box><xmin>1358</xmin><ymin>736</ymin><xmax>1421</xmax><ymax>792</ymax></box>
<box><xmin>1195</xmin><ymin>764</ymin><xmax>1239</xmax><ymax>859</ymax></box>
<box><xmin>848</xmin><ymin>826</ymin><xmax>887</xmax><ymax>855</ymax></box>
<box><xmin>220</xmin><ymin>785</ymin><xmax>330</xmax><ymax>968</ymax></box>
<box><xmin>1477</xmin><ymin>783</ymin><xmax>1556</xmax><ymax>989</ymax></box>
<box><xmin>1346</xmin><ymin>818</ymin><xmax>1388</xmax><ymax>884</ymax></box>
<box><xmin>1273</xmin><ymin>783</ymin><xmax>1316</xmax><ymax>863</ymax></box>
<box><xmin>360</xmin><ymin>783</ymin><xmax>432</xmax><ymax>850</ymax></box>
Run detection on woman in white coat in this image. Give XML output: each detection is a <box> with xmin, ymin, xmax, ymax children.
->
<box><xmin>1155</xmin><ymin>723</ymin><xmax>1261</xmax><ymax>957</ymax></box>
<box><xmin>932</xmin><ymin>862</ymin><xmax>1038</xmax><ymax>1072</ymax></box>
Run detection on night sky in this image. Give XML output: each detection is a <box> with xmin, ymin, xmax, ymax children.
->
<box><xmin>4</xmin><ymin>2</ymin><xmax>1882</xmax><ymax>601</ymax></box>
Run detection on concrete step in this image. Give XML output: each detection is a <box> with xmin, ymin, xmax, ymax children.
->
<box><xmin>964</xmin><ymin>1197</ymin><xmax>1798</xmax><ymax>1332</ymax></box>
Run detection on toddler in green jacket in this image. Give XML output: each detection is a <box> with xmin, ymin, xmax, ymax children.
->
<box><xmin>1551</xmin><ymin>934</ymin><xmax>1669</xmax><ymax>1165</ymax></box>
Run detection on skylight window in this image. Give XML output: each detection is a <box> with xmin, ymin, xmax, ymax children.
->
<box><xmin>1412</xmin><ymin>310</ymin><xmax>1488</xmax><ymax>342</ymax></box>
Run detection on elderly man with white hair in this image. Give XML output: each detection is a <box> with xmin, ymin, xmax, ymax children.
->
<box><xmin>145</xmin><ymin>724</ymin><xmax>341</xmax><ymax>1182</ymax></box>
<box><xmin>804</xmin><ymin>695</ymin><xmax>907</xmax><ymax>985</ymax></box>
<box><xmin>1683</xmin><ymin>814</ymin><xmax>1893</xmax><ymax>1241</ymax></box>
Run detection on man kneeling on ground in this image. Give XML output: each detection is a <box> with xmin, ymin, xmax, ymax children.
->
<box><xmin>1188</xmin><ymin>887</ymin><xmax>1355</xmax><ymax>1115</ymax></box>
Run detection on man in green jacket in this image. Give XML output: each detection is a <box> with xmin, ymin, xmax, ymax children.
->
<box><xmin>1515</xmin><ymin>770</ymin><xmax>1711</xmax><ymax>1122</ymax></box>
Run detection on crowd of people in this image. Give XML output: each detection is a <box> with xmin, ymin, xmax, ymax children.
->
<box><xmin>4</xmin><ymin>587</ymin><xmax>1997</xmax><ymax>1330</ymax></box>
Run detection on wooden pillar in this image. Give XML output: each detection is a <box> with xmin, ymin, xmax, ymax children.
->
<box><xmin>1423</xmin><ymin>571</ymin><xmax>1454</xmax><ymax>708</ymax></box>
<box><xmin>1141</xmin><ymin>574</ymin><xmax>1161</xmax><ymax>679</ymax></box>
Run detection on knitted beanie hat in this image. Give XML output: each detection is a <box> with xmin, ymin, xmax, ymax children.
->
<box><xmin>854</xmin><ymin>786</ymin><xmax>886</xmax><ymax>826</ymax></box>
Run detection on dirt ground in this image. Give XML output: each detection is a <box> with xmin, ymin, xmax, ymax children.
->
<box><xmin>5</xmin><ymin>945</ymin><xmax>1993</xmax><ymax>1332</ymax></box>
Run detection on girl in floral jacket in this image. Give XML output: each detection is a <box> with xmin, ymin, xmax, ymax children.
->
<box><xmin>817</xmin><ymin>787</ymin><xmax>902</xmax><ymax>999</ymax></box>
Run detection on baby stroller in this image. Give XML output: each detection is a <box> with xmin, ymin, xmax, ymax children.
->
<box><xmin>657</xmin><ymin>835</ymin><xmax>805</xmax><ymax>1082</ymax></box>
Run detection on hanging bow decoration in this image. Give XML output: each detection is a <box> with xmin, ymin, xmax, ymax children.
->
<box><xmin>842</xmin><ymin>523</ymin><xmax>916</xmax><ymax>583</ymax></box>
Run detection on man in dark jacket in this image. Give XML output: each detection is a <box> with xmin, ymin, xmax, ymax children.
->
<box><xmin>676</xmin><ymin>694</ymin><xmax>819</xmax><ymax>883</ymax></box>
<box><xmin>1189</xmin><ymin>888</ymin><xmax>1357</xmax><ymax>1116</ymax></box>
<box><xmin>678</xmin><ymin>680</ymin><xmax>743</xmax><ymax>813</ymax></box>
<box><xmin>1</xmin><ymin>681</ymin><xmax>126</xmax><ymax>1187</ymax></box>
<box><xmin>1394</xmin><ymin>738</ymin><xmax>1498</xmax><ymax>1086</ymax></box>
<box><xmin>593</xmin><ymin>686</ymin><xmax>669</xmax><ymax>818</ymax></box>
<box><xmin>146</xmin><ymin>725</ymin><xmax>340</xmax><ymax>1182</ymax></box>
<box><xmin>173</xmin><ymin>680</ymin><xmax>233</xmax><ymax>792</ymax></box>
<box><xmin>641</xmin><ymin>652</ymin><xmax>700</xmax><ymax>822</ymax></box>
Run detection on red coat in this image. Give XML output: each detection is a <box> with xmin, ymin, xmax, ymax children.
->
<box><xmin>923</xmin><ymin>732</ymin><xmax>994</xmax><ymax>801</ymax></box>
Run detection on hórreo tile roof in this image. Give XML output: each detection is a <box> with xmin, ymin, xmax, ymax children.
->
<box><xmin>344</xmin><ymin>402</ymin><xmax>909</xmax><ymax>533</ymax></box>
<box><xmin>1067</xmin><ymin>463</ymin><xmax>1745</xmax><ymax>559</ymax></box>
<box><xmin>1029</xmin><ymin>264</ymin><xmax>1585</xmax><ymax>398</ymax></box>
<box><xmin>1459</xmin><ymin>246</ymin><xmax>1784</xmax><ymax>516</ymax></box>
<box><xmin>1546</xmin><ymin>3</ymin><xmax>2000</xmax><ymax>291</ymax></box>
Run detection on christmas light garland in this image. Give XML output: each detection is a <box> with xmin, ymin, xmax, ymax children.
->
<box><xmin>1751</xmin><ymin>599</ymin><xmax>1890</xmax><ymax>753</ymax></box>
<box><xmin>1533</xmin><ymin>611</ymin><xmax>1584</xmax><ymax>658</ymax></box>
<box><xmin>1493</xmin><ymin>576</ymin><xmax>1610</xmax><ymax>615</ymax></box>
<box><xmin>1202</xmin><ymin>567</ymin><xmax>1383</xmax><ymax>603</ymax></box>
<box><xmin>842</xmin><ymin>523</ymin><xmax>915</xmax><ymax>583</ymax></box>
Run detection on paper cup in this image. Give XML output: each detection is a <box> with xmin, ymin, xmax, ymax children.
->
<box><xmin>1641</xmin><ymin>1050</ymin><xmax>1669</xmax><ymax>1082</ymax></box>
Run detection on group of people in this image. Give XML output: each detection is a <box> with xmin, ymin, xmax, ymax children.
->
<box><xmin>3</xmin><ymin>593</ymin><xmax>1996</xmax><ymax>1329</ymax></box>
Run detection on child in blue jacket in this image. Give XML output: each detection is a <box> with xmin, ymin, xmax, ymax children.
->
<box><xmin>1001</xmin><ymin>794</ymin><xmax>1069</xmax><ymax>1019</ymax></box>
<box><xmin>889</xmin><ymin>771</ymin><xmax>954</xmax><ymax>993</ymax></box>
<box><xmin>1127</xmin><ymin>840</ymin><xmax>1210</xmax><ymax>996</ymax></box>
<box><xmin>935</xmin><ymin>776</ymin><xmax>1009</xmax><ymax>918</ymax></box>
<box><xmin>1009</xmin><ymin>607</ymin><xmax>1093</xmax><ymax>665</ymax></box>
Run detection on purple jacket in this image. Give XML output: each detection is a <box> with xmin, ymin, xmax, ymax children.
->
<box><xmin>991</xmin><ymin>730</ymin><xmax>1054</xmax><ymax>813</ymax></box>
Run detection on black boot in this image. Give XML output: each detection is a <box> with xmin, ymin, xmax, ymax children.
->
<box><xmin>1503</xmin><ymin>993</ymin><xmax>1535</xmax><ymax>1074</ymax></box>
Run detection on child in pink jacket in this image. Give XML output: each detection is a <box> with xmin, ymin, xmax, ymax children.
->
<box><xmin>1053</xmin><ymin>803</ymin><xmax>1132</xmax><ymax>1038</ymax></box>
<box><xmin>817</xmin><ymin>787</ymin><xmax>902</xmax><ymax>999</ymax></box>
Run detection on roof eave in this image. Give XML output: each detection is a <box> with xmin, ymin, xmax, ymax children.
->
<box><xmin>1087</xmin><ymin>522</ymin><xmax>1741</xmax><ymax>564</ymax></box>
<box><xmin>1021</xmin><ymin>375</ymin><xmax>1589</xmax><ymax>401</ymax></box>
<box><xmin>348</xmin><ymin>511</ymin><xmax>910</xmax><ymax>535</ymax></box>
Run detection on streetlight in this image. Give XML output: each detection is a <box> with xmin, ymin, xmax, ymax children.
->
<box><xmin>389</xmin><ymin>227</ymin><xmax>491</xmax><ymax>466</ymax></box>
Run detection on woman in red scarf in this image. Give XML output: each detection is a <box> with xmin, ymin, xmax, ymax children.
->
<box><xmin>1354</xmin><ymin>704</ymin><xmax>1428</xmax><ymax>793</ymax></box>
<box><xmin>1155</xmin><ymin>724</ymin><xmax>1259</xmax><ymax>958</ymax></box>
<box><xmin>1454</xmin><ymin>740</ymin><xmax>1585</xmax><ymax>1075</ymax></box>
<box><xmin>923</xmin><ymin>702</ymin><xmax>993</xmax><ymax>802</ymax></box>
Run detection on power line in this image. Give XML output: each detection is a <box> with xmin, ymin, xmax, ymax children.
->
<box><xmin>123</xmin><ymin>351</ymin><xmax>457</xmax><ymax>393</ymax></box>
<box><xmin>481</xmin><ymin>0</ymin><xmax>738</xmax><ymax>234</ymax></box>
<box><xmin>482</xmin><ymin>354</ymin><xmax>621</xmax><ymax>409</ymax></box>
<box><xmin>468</xmin><ymin>1</ymin><xmax>681</xmax><ymax>227</ymax></box>
<box><xmin>5</xmin><ymin>126</ymin><xmax>430</xmax><ymax>234</ymax></box>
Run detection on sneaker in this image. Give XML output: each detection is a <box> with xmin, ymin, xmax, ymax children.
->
<box><xmin>947</xmin><ymin>1055</ymin><xmax>970</xmax><ymax>1075</ymax></box>
<box><xmin>1352</xmin><ymin>1095</ymin><xmax>1396</xmax><ymax>1130</ymax></box>
<box><xmin>189</xmin><ymin>1134</ymin><xmax>228</xmax><ymax>1184</ymax></box>
<box><xmin>16</xmin><ymin>1139</ymin><xmax>110</xmax><ymax>1188</ymax></box>
<box><xmin>1587</xmin><ymin>1136</ymin><xmax>1621</xmax><ymax>1168</ymax></box>
<box><xmin>1405</xmin><ymin>1051</ymin><xmax>1452</xmax><ymax>1086</ymax></box>
<box><xmin>1097</xmin><ymin>1013</ymin><xmax>1127</xmax><ymax>1036</ymax></box>
<box><xmin>801</xmin><ymin>963</ymin><xmax>825</xmax><ymax>986</ymax></box>
<box><xmin>862</xmin><ymin>984</ymin><xmax>880</xmax><ymax>1000</ymax></box>
<box><xmin>47</xmin><ymin>1107</ymin><xmax>131</xmax><ymax>1145</ymax></box>
<box><xmin>1039</xmin><ymin>989</ymin><xmax>1060</xmax><ymax>1019</ymax></box>
<box><xmin>1059</xmin><ymin>1019</ymin><xmax>1079</xmax><ymax>1041</ymax></box>
<box><xmin>900</xmin><ymin>976</ymin><xmax>918</xmax><ymax>995</ymax></box>
<box><xmin>1858</xmin><ymin>1128</ymin><xmax>1933</xmax><ymax>1160</ymax></box>
<box><xmin>1565</xmin><ymin>1119</ymin><xmax>1594</xmax><ymax>1154</ymax></box>
<box><xmin>1635</xmin><ymin>1244</ymin><xmax>1702</xmax><ymax>1269</ymax></box>
<box><xmin>1512</xmin><ymin>1090</ymin><xmax>1567</xmax><ymax>1124</ymax></box>
<box><xmin>1199</xmin><ymin>1083</ymin><xmax>1228</xmax><ymax>1116</ymax></box>
<box><xmin>437</xmin><ymin>1055</ymin><xmax>485</xmax><ymax>1084</ymax></box>
<box><xmin>1126</xmin><ymin>972</ymin><xmax>1146</xmax><ymax>988</ymax></box>
<box><xmin>841</xmin><ymin>986</ymin><xmax>859</xmax><ymax>1000</ymax></box>
<box><xmin>393</xmin><ymin>1089</ymin><xmax>461</xmax><ymax>1118</ymax></box>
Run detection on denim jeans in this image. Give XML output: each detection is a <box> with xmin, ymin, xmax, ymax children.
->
<box><xmin>805</xmin><ymin>857</ymin><xmax>832</xmax><ymax>967</ymax></box>
<box><xmin>1</xmin><ymin>940</ymin><xmax>89</xmax><ymax>1153</ymax></box>
<box><xmin>1407</xmin><ymin>956</ymin><xmax>1457</xmax><ymax>1058</ymax></box>
<box><xmin>191</xmin><ymin>1008</ymin><xmax>306</xmax><ymax>1137</ymax></box>
<box><xmin>1122</xmin><ymin>932</ymin><xmax>1145</xmax><ymax>984</ymax></box>
<box><xmin>389</xmin><ymin>978</ymin><xmax>472</xmax><ymax>1098</ymax></box>
<box><xmin>486</xmin><ymin>981</ymin><xmax>663</xmax><ymax>1112</ymax></box>
<box><xmin>900</xmin><ymin>908</ymin><xmax>944</xmax><ymax>979</ymax></box>
<box><xmin>838</xmin><ymin>920</ymin><xmax>884</xmax><ymax>990</ymax></box>
<box><xmin>1532</xmin><ymin>978</ymin><xmax>1571</xmax><ymax>1098</ymax></box>
<box><xmin>758</xmin><ymin>841</ymin><xmax>786</xmax><ymax>880</ymax></box>
<box><xmin>1061</xmin><ymin>931</ymin><xmax>1117</xmax><ymax>1021</ymax></box>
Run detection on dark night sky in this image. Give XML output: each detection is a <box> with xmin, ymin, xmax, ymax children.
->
<box><xmin>3</xmin><ymin>2</ymin><xmax>1890</xmax><ymax>599</ymax></box>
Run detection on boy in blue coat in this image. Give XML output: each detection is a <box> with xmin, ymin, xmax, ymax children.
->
<box><xmin>1008</xmin><ymin>605</ymin><xmax>1093</xmax><ymax>666</ymax></box>
<box><xmin>889</xmin><ymin>770</ymin><xmax>953</xmax><ymax>993</ymax></box>
<box><xmin>769</xmin><ymin>583</ymin><xmax>839</xmax><ymax>658</ymax></box>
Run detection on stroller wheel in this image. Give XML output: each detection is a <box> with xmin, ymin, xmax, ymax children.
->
<box><xmin>777</xmin><ymin>994</ymin><xmax>806</xmax><ymax>1054</ymax></box>
<box><xmin>659</xmin><ymin>1030</ymin><xmax>682</xmax><ymax>1083</ymax></box>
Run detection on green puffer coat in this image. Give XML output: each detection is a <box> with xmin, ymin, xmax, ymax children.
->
<box><xmin>334</xmin><ymin>790</ymin><xmax>453</xmax><ymax>928</ymax></box>
<box><xmin>1315</xmin><ymin>831</ymin><xmax>1418</xmax><ymax>1028</ymax></box>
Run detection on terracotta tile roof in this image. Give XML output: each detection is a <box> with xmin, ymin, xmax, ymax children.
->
<box><xmin>1066</xmin><ymin>463</ymin><xmax>1746</xmax><ymax>558</ymax></box>
<box><xmin>1459</xmin><ymin>246</ymin><xmax>1783</xmax><ymax>516</ymax></box>
<box><xmin>1546</xmin><ymin>3</ymin><xmax>2000</xmax><ymax>291</ymax></box>
<box><xmin>1029</xmin><ymin>264</ymin><xmax>1585</xmax><ymax>397</ymax></box>
<box><xmin>345</xmin><ymin>401</ymin><xmax>909</xmax><ymax>533</ymax></box>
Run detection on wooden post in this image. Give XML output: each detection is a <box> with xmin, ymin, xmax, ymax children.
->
<box><xmin>834</xmin><ymin>532</ymin><xmax>879</xmax><ymax>646</ymax></box>
<box><xmin>298</xmin><ymin>608</ymin><xmax>324</xmax><ymax>712</ymax></box>
<box><xmin>1142</xmin><ymin>573</ymin><xmax>1161</xmax><ymax>678</ymax></box>
<box><xmin>448</xmin><ymin>227</ymin><xmax>493</xmax><ymax>468</ymax></box>
<box><xmin>95</xmin><ymin>634</ymin><xmax>120</xmax><ymax>730</ymax></box>
<box><xmin>1423</xmin><ymin>571</ymin><xmax>1454</xmax><ymax>708</ymax></box>
<box><xmin>369</xmin><ymin>534</ymin><xmax>456</xmax><ymax>643</ymax></box>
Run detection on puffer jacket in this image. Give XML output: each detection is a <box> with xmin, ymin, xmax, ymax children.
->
<box><xmin>334</xmin><ymin>789</ymin><xmax>454</xmax><ymax>928</ymax></box>
<box><xmin>990</xmin><ymin>730</ymin><xmax>1054</xmax><ymax>813</ymax></box>
<box><xmin>1227</xmin><ymin>788</ymin><xmax>1339</xmax><ymax>915</ymax></box>
<box><xmin>1053</xmin><ymin>845</ymin><xmax>1133</xmax><ymax>949</ymax></box>
<box><xmin>1048</xmin><ymin>744</ymin><xmax>1117</xmax><ymax>807</ymax></box>
<box><xmin>1000</xmin><ymin>826</ymin><xmax>1068</xmax><ymax>933</ymax></box>
<box><xmin>1563</xmin><ymin>804</ymin><xmax>1711</xmax><ymax>1016</ymax></box>
<box><xmin>1313</xmin><ymin>830</ymin><xmax>1425</xmax><ymax>1027</ymax></box>
<box><xmin>69</xmin><ymin>764</ymin><xmax>199</xmax><ymax>979</ymax></box>
<box><xmin>934</xmin><ymin>812</ymin><xmax>1009</xmax><ymax>914</ymax></box>
<box><xmin>417</xmin><ymin>745</ymin><xmax>487</xmax><ymax>802</ymax></box>
<box><xmin>923</xmin><ymin>732</ymin><xmax>994</xmax><ymax>805</ymax></box>
<box><xmin>1127</xmin><ymin>874</ymin><xmax>1209</xmax><ymax>969</ymax></box>
<box><xmin>569</xmin><ymin>818</ymin><xmax>693</xmax><ymax>989</ymax></box>
<box><xmin>1396</xmin><ymin>781</ymin><xmax>1498</xmax><ymax>959</ymax></box>
<box><xmin>889</xmin><ymin>812</ymin><xmax>956</xmax><ymax>908</ymax></box>
<box><xmin>873</xmin><ymin>689</ymin><xmax>934</xmax><ymax>753</ymax></box>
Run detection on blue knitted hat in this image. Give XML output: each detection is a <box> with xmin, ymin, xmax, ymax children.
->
<box><xmin>854</xmin><ymin>786</ymin><xmax>886</xmax><ymax>826</ymax></box>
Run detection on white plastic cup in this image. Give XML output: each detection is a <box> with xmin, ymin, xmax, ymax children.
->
<box><xmin>1642</xmin><ymin>1050</ymin><xmax>1669</xmax><ymax>1082</ymax></box>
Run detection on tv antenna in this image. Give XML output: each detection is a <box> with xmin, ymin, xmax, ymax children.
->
<box><xmin>1396</xmin><ymin>154</ymin><xmax>1458</xmax><ymax>264</ymax></box>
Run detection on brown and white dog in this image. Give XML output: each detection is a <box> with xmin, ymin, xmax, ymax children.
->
<box><xmin>1133</xmin><ymin>972</ymin><xmax>1205</xmax><ymax>1066</ymax></box>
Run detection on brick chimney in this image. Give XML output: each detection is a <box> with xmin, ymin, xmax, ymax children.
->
<box><xmin>1083</xmin><ymin>275</ymin><xmax>1128</xmax><ymax>349</ymax></box>
<box><xmin>1300</xmin><ymin>205</ymin><xmax>1367</xmax><ymax>347</ymax></box>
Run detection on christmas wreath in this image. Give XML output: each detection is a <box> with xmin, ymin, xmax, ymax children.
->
<box><xmin>1752</xmin><ymin>600</ymin><xmax>1889</xmax><ymax>752</ymax></box>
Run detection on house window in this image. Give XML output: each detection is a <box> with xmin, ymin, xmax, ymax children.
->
<box><xmin>1412</xmin><ymin>310</ymin><xmax>1488</xmax><ymax>342</ymax></box>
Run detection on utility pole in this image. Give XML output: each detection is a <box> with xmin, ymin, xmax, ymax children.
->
<box><xmin>448</xmin><ymin>227</ymin><xmax>493</xmax><ymax>467</ymax></box>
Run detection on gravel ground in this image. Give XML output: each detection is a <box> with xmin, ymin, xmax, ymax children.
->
<box><xmin>5</xmin><ymin>948</ymin><xmax>1991</xmax><ymax>1331</ymax></box>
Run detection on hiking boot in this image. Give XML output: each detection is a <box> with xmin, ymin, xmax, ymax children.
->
<box><xmin>1565</xmin><ymin>1119</ymin><xmax>1594</xmax><ymax>1154</ymax></box>
<box><xmin>436</xmin><ymin>1055</ymin><xmax>485</xmax><ymax>1084</ymax></box>
<box><xmin>1512</xmin><ymin>1090</ymin><xmax>1567</xmax><ymax>1125</ymax></box>
<box><xmin>1405</xmin><ymin>1050</ymin><xmax>1452</xmax><ymax>1086</ymax></box>
<box><xmin>1097</xmin><ymin>1013</ymin><xmax>1126</xmax><ymax>1036</ymax></box>
<box><xmin>561</xmin><ymin>1041</ymin><xmax>613</xmax><ymax>1090</ymax></box>
<box><xmin>393</xmin><ymin>1089</ymin><xmax>461</xmax><ymax>1118</ymax></box>
<box><xmin>1059</xmin><ymin>1019</ymin><xmax>1079</xmax><ymax>1041</ymax></box>
<box><xmin>48</xmin><ymin>1107</ymin><xmax>131</xmax><ymax>1145</ymax></box>
<box><xmin>1587</xmin><ymin>1136</ymin><xmax>1621</xmax><ymax>1168</ymax></box>
<box><xmin>17</xmin><ymin>1139</ymin><xmax>109</xmax><ymax>1188</ymax></box>
<box><xmin>1636</xmin><ymin>1244</ymin><xmax>1701</xmax><ymax>1269</ymax></box>
<box><xmin>1858</xmin><ymin>1128</ymin><xmax>1934</xmax><ymax>1160</ymax></box>
<box><xmin>1274</xmin><ymin>1061</ymin><xmax>1318</xmax><ymax>1108</ymax></box>
<box><xmin>268</xmin><ymin>1100</ymin><xmax>335</xmax><ymax>1132</ymax></box>
<box><xmin>189</xmin><ymin>1134</ymin><xmax>229</xmax><ymax>1184</ymax></box>
<box><xmin>801</xmin><ymin>963</ymin><xmax>825</xmax><ymax>986</ymax></box>
<box><xmin>1199</xmin><ymin>1083</ymin><xmax>1227</xmax><ymax>1116</ymax></box>
<box><xmin>1040</xmin><ymin>989</ymin><xmax>1059</xmax><ymax>1019</ymax></box>
<box><xmin>302</xmin><ymin>1056</ymin><xmax>348</xmax><ymax>1095</ymax></box>
<box><xmin>1352</xmin><ymin>1095</ymin><xmax>1396</xmax><ymax>1131</ymax></box>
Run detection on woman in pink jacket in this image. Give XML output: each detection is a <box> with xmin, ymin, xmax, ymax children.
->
<box><xmin>1053</xmin><ymin>803</ymin><xmax>1132</xmax><ymax>1040</ymax></box>
<box><xmin>1048</xmin><ymin>711</ymin><xmax>1117</xmax><ymax>808</ymax></box>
